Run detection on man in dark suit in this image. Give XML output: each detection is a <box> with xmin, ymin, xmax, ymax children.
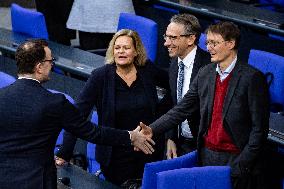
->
<box><xmin>141</xmin><ymin>22</ymin><xmax>270</xmax><ymax>189</ymax></box>
<box><xmin>163</xmin><ymin>14</ymin><xmax>210</xmax><ymax>159</ymax></box>
<box><xmin>0</xmin><ymin>39</ymin><xmax>154</xmax><ymax>189</ymax></box>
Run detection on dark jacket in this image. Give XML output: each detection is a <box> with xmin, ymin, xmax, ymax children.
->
<box><xmin>0</xmin><ymin>79</ymin><xmax>131</xmax><ymax>189</ymax></box>
<box><xmin>166</xmin><ymin>47</ymin><xmax>211</xmax><ymax>142</ymax></box>
<box><xmin>150</xmin><ymin>61</ymin><xmax>270</xmax><ymax>176</ymax></box>
<box><xmin>57</xmin><ymin>62</ymin><xmax>169</xmax><ymax>167</ymax></box>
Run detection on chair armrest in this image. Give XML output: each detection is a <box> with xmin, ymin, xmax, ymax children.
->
<box><xmin>157</xmin><ymin>166</ymin><xmax>231</xmax><ymax>189</ymax></box>
<box><xmin>142</xmin><ymin>151</ymin><xmax>197</xmax><ymax>189</ymax></box>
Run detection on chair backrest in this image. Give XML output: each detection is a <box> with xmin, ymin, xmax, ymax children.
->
<box><xmin>258</xmin><ymin>0</ymin><xmax>284</xmax><ymax>11</ymax></box>
<box><xmin>54</xmin><ymin>129</ymin><xmax>64</xmax><ymax>153</ymax></box>
<box><xmin>142</xmin><ymin>151</ymin><xmax>198</xmax><ymax>189</ymax></box>
<box><xmin>260</xmin><ymin>0</ymin><xmax>284</xmax><ymax>6</ymax></box>
<box><xmin>0</xmin><ymin>72</ymin><xmax>16</xmax><ymax>88</ymax></box>
<box><xmin>87</xmin><ymin>111</ymin><xmax>102</xmax><ymax>175</ymax></box>
<box><xmin>117</xmin><ymin>13</ymin><xmax>158</xmax><ymax>63</ymax></box>
<box><xmin>156</xmin><ymin>166</ymin><xmax>232</xmax><ymax>189</ymax></box>
<box><xmin>48</xmin><ymin>89</ymin><xmax>75</xmax><ymax>104</ymax></box>
<box><xmin>248</xmin><ymin>49</ymin><xmax>284</xmax><ymax>110</ymax></box>
<box><xmin>198</xmin><ymin>33</ymin><xmax>207</xmax><ymax>51</ymax></box>
<box><xmin>11</xmin><ymin>3</ymin><xmax>48</xmax><ymax>39</ymax></box>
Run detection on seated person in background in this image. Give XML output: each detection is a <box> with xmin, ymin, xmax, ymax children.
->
<box><xmin>0</xmin><ymin>39</ymin><xmax>153</xmax><ymax>189</ymax></box>
<box><xmin>56</xmin><ymin>29</ymin><xmax>169</xmax><ymax>186</ymax></box>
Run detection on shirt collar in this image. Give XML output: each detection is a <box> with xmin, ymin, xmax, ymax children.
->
<box><xmin>216</xmin><ymin>56</ymin><xmax>237</xmax><ymax>76</ymax></box>
<box><xmin>178</xmin><ymin>46</ymin><xmax>197</xmax><ymax>68</ymax></box>
<box><xmin>18</xmin><ymin>76</ymin><xmax>41</xmax><ymax>83</ymax></box>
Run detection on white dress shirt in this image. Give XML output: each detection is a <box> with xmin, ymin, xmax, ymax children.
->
<box><xmin>177</xmin><ymin>46</ymin><xmax>197</xmax><ymax>138</ymax></box>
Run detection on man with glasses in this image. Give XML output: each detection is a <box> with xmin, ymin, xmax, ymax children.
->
<box><xmin>141</xmin><ymin>21</ymin><xmax>269</xmax><ymax>189</ymax></box>
<box><xmin>163</xmin><ymin>14</ymin><xmax>210</xmax><ymax>159</ymax></box>
<box><xmin>0</xmin><ymin>39</ymin><xmax>154</xmax><ymax>189</ymax></box>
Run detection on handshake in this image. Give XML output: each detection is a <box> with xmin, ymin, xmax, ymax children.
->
<box><xmin>129</xmin><ymin>122</ymin><xmax>154</xmax><ymax>155</ymax></box>
<box><xmin>55</xmin><ymin>122</ymin><xmax>154</xmax><ymax>167</ymax></box>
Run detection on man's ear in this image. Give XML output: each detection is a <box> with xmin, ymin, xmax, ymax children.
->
<box><xmin>227</xmin><ymin>40</ymin><xmax>236</xmax><ymax>50</ymax></box>
<box><xmin>187</xmin><ymin>35</ymin><xmax>196</xmax><ymax>46</ymax></box>
<box><xmin>35</xmin><ymin>62</ymin><xmax>42</xmax><ymax>74</ymax></box>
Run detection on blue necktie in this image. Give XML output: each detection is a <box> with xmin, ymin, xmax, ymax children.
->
<box><xmin>177</xmin><ymin>61</ymin><xmax>185</xmax><ymax>102</ymax></box>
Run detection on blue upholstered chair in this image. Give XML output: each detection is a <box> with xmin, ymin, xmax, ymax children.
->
<box><xmin>0</xmin><ymin>72</ymin><xmax>16</xmax><ymax>88</ymax></box>
<box><xmin>142</xmin><ymin>150</ymin><xmax>232</xmax><ymax>189</ymax></box>
<box><xmin>157</xmin><ymin>166</ymin><xmax>232</xmax><ymax>189</ymax></box>
<box><xmin>54</xmin><ymin>130</ymin><xmax>64</xmax><ymax>154</ymax></box>
<box><xmin>142</xmin><ymin>151</ymin><xmax>198</xmax><ymax>189</ymax></box>
<box><xmin>86</xmin><ymin>111</ymin><xmax>104</xmax><ymax>178</ymax></box>
<box><xmin>48</xmin><ymin>89</ymin><xmax>75</xmax><ymax>104</ymax></box>
<box><xmin>269</xmin><ymin>34</ymin><xmax>284</xmax><ymax>42</ymax></box>
<box><xmin>117</xmin><ymin>13</ymin><xmax>158</xmax><ymax>63</ymax></box>
<box><xmin>11</xmin><ymin>3</ymin><xmax>48</xmax><ymax>39</ymax></box>
<box><xmin>198</xmin><ymin>33</ymin><xmax>207</xmax><ymax>51</ymax></box>
<box><xmin>91</xmin><ymin>13</ymin><xmax>158</xmax><ymax>62</ymax></box>
<box><xmin>11</xmin><ymin>4</ymin><xmax>65</xmax><ymax>75</ymax></box>
<box><xmin>248</xmin><ymin>49</ymin><xmax>284</xmax><ymax>112</ymax></box>
<box><xmin>255</xmin><ymin>0</ymin><xmax>284</xmax><ymax>12</ymax></box>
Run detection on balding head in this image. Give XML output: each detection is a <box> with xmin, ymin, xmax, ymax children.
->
<box><xmin>15</xmin><ymin>39</ymin><xmax>48</xmax><ymax>74</ymax></box>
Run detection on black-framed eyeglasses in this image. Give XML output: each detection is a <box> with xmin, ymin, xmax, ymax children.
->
<box><xmin>42</xmin><ymin>57</ymin><xmax>56</xmax><ymax>66</ymax></box>
<box><xmin>205</xmin><ymin>40</ymin><xmax>226</xmax><ymax>48</ymax></box>
<box><xmin>163</xmin><ymin>34</ymin><xmax>193</xmax><ymax>41</ymax></box>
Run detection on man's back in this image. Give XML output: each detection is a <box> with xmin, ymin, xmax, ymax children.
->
<box><xmin>0</xmin><ymin>79</ymin><xmax>63</xmax><ymax>154</ymax></box>
<box><xmin>0</xmin><ymin>79</ymin><xmax>65</xmax><ymax>189</ymax></box>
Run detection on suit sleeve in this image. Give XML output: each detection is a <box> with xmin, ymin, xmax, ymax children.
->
<box><xmin>60</xmin><ymin>99</ymin><xmax>131</xmax><ymax>156</ymax></box>
<box><xmin>56</xmin><ymin>68</ymin><xmax>105</xmax><ymax>160</ymax></box>
<box><xmin>150</xmin><ymin>73</ymin><xmax>200</xmax><ymax>135</ymax></box>
<box><xmin>233</xmin><ymin>71</ymin><xmax>270</xmax><ymax>175</ymax></box>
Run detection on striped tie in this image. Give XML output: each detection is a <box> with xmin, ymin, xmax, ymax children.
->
<box><xmin>177</xmin><ymin>61</ymin><xmax>185</xmax><ymax>102</ymax></box>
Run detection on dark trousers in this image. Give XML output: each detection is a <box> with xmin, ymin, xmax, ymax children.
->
<box><xmin>200</xmin><ymin>147</ymin><xmax>268</xmax><ymax>189</ymax></box>
<box><xmin>78</xmin><ymin>32</ymin><xmax>113</xmax><ymax>50</ymax></box>
<box><xmin>177</xmin><ymin>136</ymin><xmax>197</xmax><ymax>156</ymax></box>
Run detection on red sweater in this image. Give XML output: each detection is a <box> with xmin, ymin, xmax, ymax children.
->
<box><xmin>205</xmin><ymin>74</ymin><xmax>240</xmax><ymax>154</ymax></box>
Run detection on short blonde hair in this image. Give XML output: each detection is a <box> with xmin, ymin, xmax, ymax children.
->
<box><xmin>105</xmin><ymin>29</ymin><xmax>147</xmax><ymax>66</ymax></box>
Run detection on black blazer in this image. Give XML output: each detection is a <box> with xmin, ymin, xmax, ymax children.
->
<box><xmin>0</xmin><ymin>79</ymin><xmax>131</xmax><ymax>189</ymax></box>
<box><xmin>166</xmin><ymin>47</ymin><xmax>210</xmax><ymax>142</ymax></box>
<box><xmin>57</xmin><ymin>62</ymin><xmax>169</xmax><ymax>167</ymax></box>
<box><xmin>150</xmin><ymin>61</ymin><xmax>270</xmax><ymax>176</ymax></box>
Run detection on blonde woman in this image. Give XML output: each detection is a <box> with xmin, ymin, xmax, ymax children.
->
<box><xmin>56</xmin><ymin>29</ymin><xmax>169</xmax><ymax>186</ymax></box>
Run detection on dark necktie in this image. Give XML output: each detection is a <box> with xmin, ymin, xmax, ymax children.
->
<box><xmin>177</xmin><ymin>61</ymin><xmax>185</xmax><ymax>102</ymax></box>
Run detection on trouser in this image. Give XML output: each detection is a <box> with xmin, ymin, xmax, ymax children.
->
<box><xmin>177</xmin><ymin>136</ymin><xmax>197</xmax><ymax>156</ymax></box>
<box><xmin>200</xmin><ymin>147</ymin><xmax>268</xmax><ymax>189</ymax></box>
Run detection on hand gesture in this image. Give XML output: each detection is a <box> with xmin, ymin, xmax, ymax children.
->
<box><xmin>166</xmin><ymin>139</ymin><xmax>177</xmax><ymax>159</ymax></box>
<box><xmin>130</xmin><ymin>126</ymin><xmax>155</xmax><ymax>154</ymax></box>
<box><xmin>139</xmin><ymin>122</ymin><xmax>153</xmax><ymax>138</ymax></box>
<box><xmin>133</xmin><ymin>122</ymin><xmax>154</xmax><ymax>152</ymax></box>
<box><xmin>55</xmin><ymin>156</ymin><xmax>67</xmax><ymax>167</ymax></box>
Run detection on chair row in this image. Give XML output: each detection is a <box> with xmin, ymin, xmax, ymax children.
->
<box><xmin>10</xmin><ymin>3</ymin><xmax>208</xmax><ymax>64</ymax></box>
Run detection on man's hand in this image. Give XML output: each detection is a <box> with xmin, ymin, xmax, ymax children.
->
<box><xmin>139</xmin><ymin>122</ymin><xmax>153</xmax><ymax>138</ymax></box>
<box><xmin>166</xmin><ymin>139</ymin><xmax>177</xmax><ymax>159</ymax></box>
<box><xmin>55</xmin><ymin>156</ymin><xmax>67</xmax><ymax>167</ymax></box>
<box><xmin>130</xmin><ymin>126</ymin><xmax>155</xmax><ymax>154</ymax></box>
